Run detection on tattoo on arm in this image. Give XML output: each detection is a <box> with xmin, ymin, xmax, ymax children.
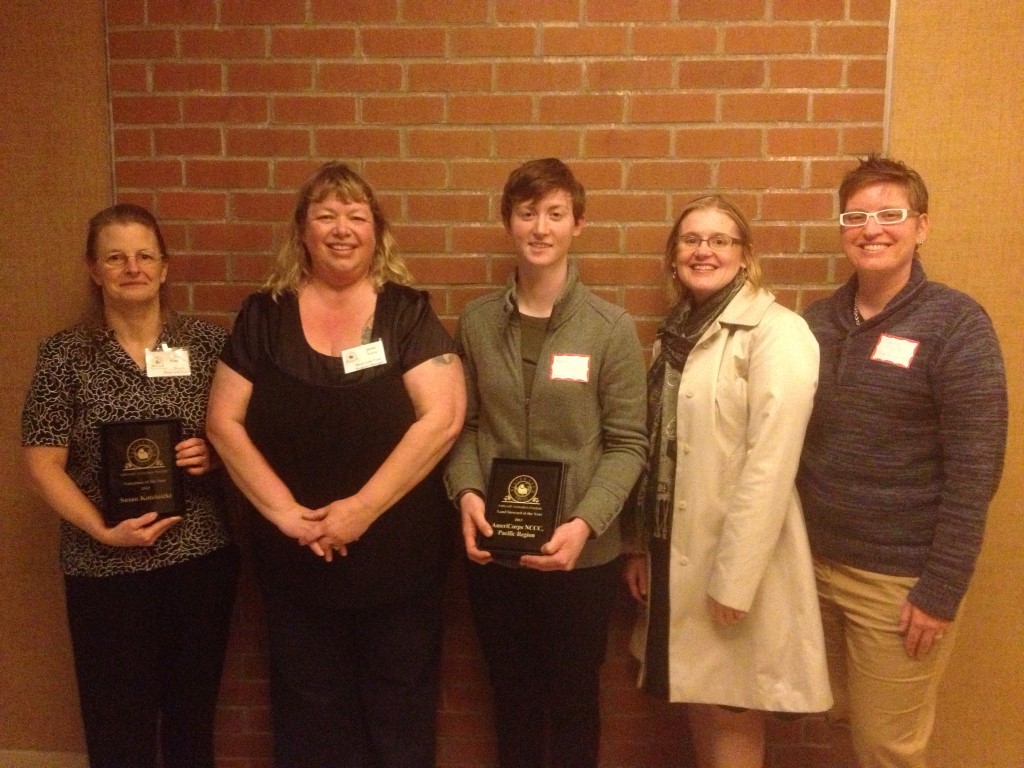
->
<box><xmin>360</xmin><ymin>314</ymin><xmax>375</xmax><ymax>344</ymax></box>
<box><xmin>431</xmin><ymin>353</ymin><xmax>456</xmax><ymax>366</ymax></box>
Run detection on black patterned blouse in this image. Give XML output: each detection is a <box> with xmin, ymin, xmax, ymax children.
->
<box><xmin>21</xmin><ymin>312</ymin><xmax>233</xmax><ymax>577</ymax></box>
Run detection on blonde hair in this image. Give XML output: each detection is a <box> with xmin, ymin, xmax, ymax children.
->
<box><xmin>664</xmin><ymin>195</ymin><xmax>762</xmax><ymax>302</ymax></box>
<box><xmin>264</xmin><ymin>162</ymin><xmax>412</xmax><ymax>297</ymax></box>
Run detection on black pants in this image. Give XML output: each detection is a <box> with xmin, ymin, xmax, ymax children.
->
<box><xmin>64</xmin><ymin>545</ymin><xmax>239</xmax><ymax>768</ymax></box>
<box><xmin>466</xmin><ymin>558</ymin><xmax>620</xmax><ymax>768</ymax></box>
<box><xmin>261</xmin><ymin>573</ymin><xmax>447</xmax><ymax>768</ymax></box>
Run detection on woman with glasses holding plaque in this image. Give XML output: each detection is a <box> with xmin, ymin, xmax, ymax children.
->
<box><xmin>206</xmin><ymin>162</ymin><xmax>465</xmax><ymax>768</ymax></box>
<box><xmin>445</xmin><ymin>158</ymin><xmax>648</xmax><ymax>768</ymax></box>
<box><xmin>622</xmin><ymin>195</ymin><xmax>831</xmax><ymax>768</ymax></box>
<box><xmin>21</xmin><ymin>204</ymin><xmax>239</xmax><ymax>768</ymax></box>
<box><xmin>797</xmin><ymin>157</ymin><xmax>1007</xmax><ymax>768</ymax></box>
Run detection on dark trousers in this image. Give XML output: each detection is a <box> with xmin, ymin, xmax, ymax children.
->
<box><xmin>466</xmin><ymin>558</ymin><xmax>620</xmax><ymax>768</ymax></box>
<box><xmin>64</xmin><ymin>545</ymin><xmax>239</xmax><ymax>768</ymax></box>
<box><xmin>261</xmin><ymin>574</ymin><xmax>447</xmax><ymax>768</ymax></box>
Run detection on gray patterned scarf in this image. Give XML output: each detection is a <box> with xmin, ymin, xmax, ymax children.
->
<box><xmin>633</xmin><ymin>272</ymin><xmax>747</xmax><ymax>543</ymax></box>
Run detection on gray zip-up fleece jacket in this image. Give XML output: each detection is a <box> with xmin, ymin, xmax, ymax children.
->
<box><xmin>444</xmin><ymin>263</ymin><xmax>648</xmax><ymax>569</ymax></box>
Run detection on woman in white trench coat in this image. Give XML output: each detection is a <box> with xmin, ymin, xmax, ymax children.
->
<box><xmin>623</xmin><ymin>195</ymin><xmax>832</xmax><ymax>768</ymax></box>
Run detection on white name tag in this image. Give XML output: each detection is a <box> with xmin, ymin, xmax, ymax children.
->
<box><xmin>550</xmin><ymin>353</ymin><xmax>590</xmax><ymax>382</ymax></box>
<box><xmin>870</xmin><ymin>334</ymin><xmax>919</xmax><ymax>368</ymax></box>
<box><xmin>145</xmin><ymin>344</ymin><xmax>191</xmax><ymax>377</ymax></box>
<box><xmin>341</xmin><ymin>339</ymin><xmax>387</xmax><ymax>374</ymax></box>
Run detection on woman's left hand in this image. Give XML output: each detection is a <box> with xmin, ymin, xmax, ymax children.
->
<box><xmin>898</xmin><ymin>600</ymin><xmax>951</xmax><ymax>660</ymax></box>
<box><xmin>519</xmin><ymin>517</ymin><xmax>592</xmax><ymax>572</ymax></box>
<box><xmin>293</xmin><ymin>353</ymin><xmax>465</xmax><ymax>564</ymax></box>
<box><xmin>301</xmin><ymin>497</ymin><xmax>375</xmax><ymax>561</ymax></box>
<box><xmin>175</xmin><ymin>437</ymin><xmax>217</xmax><ymax>476</ymax></box>
<box><xmin>708</xmin><ymin>596</ymin><xmax>747</xmax><ymax>626</ymax></box>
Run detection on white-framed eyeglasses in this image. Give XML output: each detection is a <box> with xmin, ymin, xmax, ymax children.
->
<box><xmin>839</xmin><ymin>208</ymin><xmax>917</xmax><ymax>227</ymax></box>
<box><xmin>677</xmin><ymin>233</ymin><xmax>744</xmax><ymax>252</ymax></box>
<box><xmin>100</xmin><ymin>252</ymin><xmax>163</xmax><ymax>270</ymax></box>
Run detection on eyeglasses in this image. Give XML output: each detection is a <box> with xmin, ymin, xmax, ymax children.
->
<box><xmin>677</xmin><ymin>234</ymin><xmax>744</xmax><ymax>252</ymax></box>
<box><xmin>99</xmin><ymin>252</ymin><xmax>163</xmax><ymax>270</ymax></box>
<box><xmin>839</xmin><ymin>208</ymin><xmax>917</xmax><ymax>227</ymax></box>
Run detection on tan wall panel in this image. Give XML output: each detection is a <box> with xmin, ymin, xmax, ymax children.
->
<box><xmin>0</xmin><ymin>0</ymin><xmax>111</xmax><ymax>753</ymax></box>
<box><xmin>891</xmin><ymin>3</ymin><xmax>1024</xmax><ymax>765</ymax></box>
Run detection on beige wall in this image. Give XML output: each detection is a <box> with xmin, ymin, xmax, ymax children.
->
<box><xmin>890</xmin><ymin>3</ymin><xmax>1024</xmax><ymax>765</ymax></box>
<box><xmin>0</xmin><ymin>0</ymin><xmax>110</xmax><ymax>755</ymax></box>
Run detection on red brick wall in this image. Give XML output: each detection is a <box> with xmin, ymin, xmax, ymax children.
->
<box><xmin>105</xmin><ymin>0</ymin><xmax>887</xmax><ymax>764</ymax></box>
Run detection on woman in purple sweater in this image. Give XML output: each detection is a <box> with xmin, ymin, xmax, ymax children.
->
<box><xmin>798</xmin><ymin>156</ymin><xmax>1008</xmax><ymax>768</ymax></box>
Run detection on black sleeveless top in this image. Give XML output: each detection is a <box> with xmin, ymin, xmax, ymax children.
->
<box><xmin>222</xmin><ymin>284</ymin><xmax>457</xmax><ymax>607</ymax></box>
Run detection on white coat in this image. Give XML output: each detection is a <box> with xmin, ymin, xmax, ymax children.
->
<box><xmin>633</xmin><ymin>284</ymin><xmax>833</xmax><ymax>712</ymax></box>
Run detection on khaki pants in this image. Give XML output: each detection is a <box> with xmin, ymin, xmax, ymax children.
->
<box><xmin>815</xmin><ymin>559</ymin><xmax>959</xmax><ymax>768</ymax></box>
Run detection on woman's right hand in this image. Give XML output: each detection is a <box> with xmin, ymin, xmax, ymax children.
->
<box><xmin>270</xmin><ymin>505</ymin><xmax>329</xmax><ymax>559</ymax></box>
<box><xmin>459</xmin><ymin>491</ymin><xmax>493</xmax><ymax>565</ymax></box>
<box><xmin>707</xmin><ymin>595</ymin><xmax>748</xmax><ymax>626</ymax></box>
<box><xmin>24</xmin><ymin>445</ymin><xmax>186</xmax><ymax>550</ymax></box>
<box><xmin>622</xmin><ymin>553</ymin><xmax>649</xmax><ymax>603</ymax></box>
<box><xmin>207</xmin><ymin>363</ymin><xmax>328</xmax><ymax>559</ymax></box>
<box><xmin>97</xmin><ymin>512</ymin><xmax>182</xmax><ymax>548</ymax></box>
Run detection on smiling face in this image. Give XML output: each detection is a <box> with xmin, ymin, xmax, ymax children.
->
<box><xmin>302</xmin><ymin>194</ymin><xmax>377</xmax><ymax>289</ymax></box>
<box><xmin>507</xmin><ymin>189</ymin><xmax>584</xmax><ymax>273</ymax></box>
<box><xmin>89</xmin><ymin>222</ymin><xmax>168</xmax><ymax>309</ymax></box>
<box><xmin>841</xmin><ymin>182</ymin><xmax>928</xmax><ymax>285</ymax></box>
<box><xmin>672</xmin><ymin>208</ymin><xmax>746</xmax><ymax>303</ymax></box>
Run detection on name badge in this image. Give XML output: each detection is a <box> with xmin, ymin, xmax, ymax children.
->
<box><xmin>145</xmin><ymin>344</ymin><xmax>191</xmax><ymax>377</ymax></box>
<box><xmin>341</xmin><ymin>339</ymin><xmax>387</xmax><ymax>374</ymax></box>
<box><xmin>550</xmin><ymin>353</ymin><xmax>590</xmax><ymax>382</ymax></box>
<box><xmin>870</xmin><ymin>334</ymin><xmax>919</xmax><ymax>368</ymax></box>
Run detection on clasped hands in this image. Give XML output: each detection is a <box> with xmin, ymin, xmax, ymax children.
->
<box><xmin>280</xmin><ymin>496</ymin><xmax>375</xmax><ymax>562</ymax></box>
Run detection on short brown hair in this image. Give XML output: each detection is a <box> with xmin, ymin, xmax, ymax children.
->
<box><xmin>500</xmin><ymin>158</ymin><xmax>585</xmax><ymax>228</ymax></box>
<box><xmin>839</xmin><ymin>155</ymin><xmax>929</xmax><ymax>215</ymax></box>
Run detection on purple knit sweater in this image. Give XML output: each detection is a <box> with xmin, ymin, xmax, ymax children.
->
<box><xmin>798</xmin><ymin>259</ymin><xmax>1007</xmax><ymax>620</ymax></box>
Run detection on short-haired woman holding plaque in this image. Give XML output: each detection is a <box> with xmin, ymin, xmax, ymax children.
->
<box><xmin>22</xmin><ymin>203</ymin><xmax>238</xmax><ymax>768</ymax></box>
<box><xmin>445</xmin><ymin>158</ymin><xmax>648</xmax><ymax>768</ymax></box>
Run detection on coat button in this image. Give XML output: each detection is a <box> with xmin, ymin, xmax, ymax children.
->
<box><xmin>679</xmin><ymin>556</ymin><xmax>690</xmax><ymax>566</ymax></box>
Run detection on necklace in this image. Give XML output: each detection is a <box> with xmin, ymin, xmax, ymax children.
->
<box><xmin>853</xmin><ymin>293</ymin><xmax>863</xmax><ymax>326</ymax></box>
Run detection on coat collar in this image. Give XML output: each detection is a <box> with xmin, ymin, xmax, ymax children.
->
<box><xmin>715</xmin><ymin>282</ymin><xmax>776</xmax><ymax>329</ymax></box>
<box><xmin>502</xmin><ymin>260</ymin><xmax>586</xmax><ymax>330</ymax></box>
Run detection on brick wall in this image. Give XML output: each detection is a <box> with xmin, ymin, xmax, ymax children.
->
<box><xmin>105</xmin><ymin>0</ymin><xmax>887</xmax><ymax>764</ymax></box>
